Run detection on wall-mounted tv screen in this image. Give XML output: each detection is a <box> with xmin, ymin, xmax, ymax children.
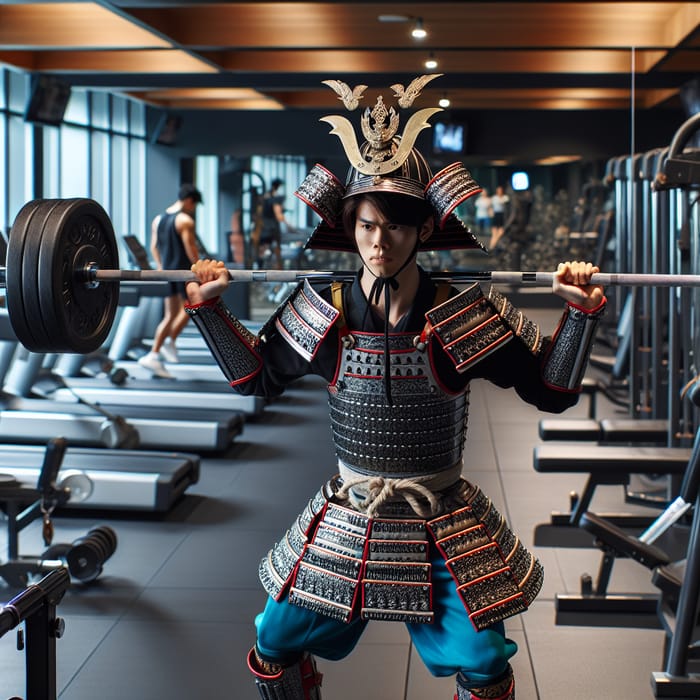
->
<box><xmin>511</xmin><ymin>171</ymin><xmax>530</xmax><ymax>191</ymax></box>
<box><xmin>433</xmin><ymin>122</ymin><xmax>465</xmax><ymax>155</ymax></box>
<box><xmin>24</xmin><ymin>75</ymin><xmax>72</xmax><ymax>127</ymax></box>
<box><xmin>151</xmin><ymin>113</ymin><xmax>183</xmax><ymax>146</ymax></box>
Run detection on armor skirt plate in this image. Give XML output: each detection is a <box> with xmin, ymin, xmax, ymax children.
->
<box><xmin>258</xmin><ymin>478</ymin><xmax>544</xmax><ymax>631</ymax></box>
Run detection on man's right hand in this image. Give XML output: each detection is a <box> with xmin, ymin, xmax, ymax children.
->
<box><xmin>186</xmin><ymin>259</ymin><xmax>230</xmax><ymax>304</ymax></box>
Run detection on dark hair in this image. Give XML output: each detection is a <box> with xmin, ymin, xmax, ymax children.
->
<box><xmin>341</xmin><ymin>192</ymin><xmax>433</xmax><ymax>238</ymax></box>
<box><xmin>178</xmin><ymin>183</ymin><xmax>203</xmax><ymax>203</ymax></box>
<box><xmin>271</xmin><ymin>178</ymin><xmax>284</xmax><ymax>190</ymax></box>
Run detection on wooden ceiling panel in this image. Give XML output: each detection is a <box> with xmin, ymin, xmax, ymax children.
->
<box><xmin>0</xmin><ymin>3</ymin><xmax>170</xmax><ymax>49</ymax></box>
<box><xmin>0</xmin><ymin>1</ymin><xmax>696</xmax><ymax>113</ymax></box>
<box><xmin>126</xmin><ymin>3</ymin><xmax>689</xmax><ymax>49</ymax></box>
<box><xmin>11</xmin><ymin>49</ymin><xmax>218</xmax><ymax>74</ymax></box>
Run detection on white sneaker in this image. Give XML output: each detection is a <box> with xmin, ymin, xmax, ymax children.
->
<box><xmin>160</xmin><ymin>341</ymin><xmax>179</xmax><ymax>364</ymax></box>
<box><xmin>138</xmin><ymin>352</ymin><xmax>173</xmax><ymax>379</ymax></box>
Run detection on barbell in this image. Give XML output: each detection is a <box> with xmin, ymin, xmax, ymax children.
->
<box><xmin>3</xmin><ymin>197</ymin><xmax>700</xmax><ymax>355</ymax></box>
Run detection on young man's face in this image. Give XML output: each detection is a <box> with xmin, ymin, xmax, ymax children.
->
<box><xmin>353</xmin><ymin>199</ymin><xmax>430</xmax><ymax>278</ymax></box>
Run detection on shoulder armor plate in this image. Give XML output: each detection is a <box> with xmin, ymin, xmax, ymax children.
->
<box><xmin>426</xmin><ymin>283</ymin><xmax>512</xmax><ymax>372</ymax></box>
<box><xmin>426</xmin><ymin>283</ymin><xmax>543</xmax><ymax>372</ymax></box>
<box><xmin>274</xmin><ymin>279</ymin><xmax>340</xmax><ymax>361</ymax></box>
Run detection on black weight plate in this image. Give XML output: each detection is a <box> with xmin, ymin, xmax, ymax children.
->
<box><xmin>66</xmin><ymin>539</ymin><xmax>103</xmax><ymax>581</ymax></box>
<box><xmin>89</xmin><ymin>525</ymin><xmax>117</xmax><ymax>558</ymax></box>
<box><xmin>6</xmin><ymin>199</ymin><xmax>49</xmax><ymax>351</ymax></box>
<box><xmin>102</xmin><ymin>524</ymin><xmax>118</xmax><ymax>552</ymax></box>
<box><xmin>37</xmin><ymin>199</ymin><xmax>119</xmax><ymax>354</ymax></box>
<box><xmin>87</xmin><ymin>532</ymin><xmax>109</xmax><ymax>563</ymax></box>
<box><xmin>88</xmin><ymin>529</ymin><xmax>111</xmax><ymax>560</ymax></box>
<box><xmin>98</xmin><ymin>525</ymin><xmax>118</xmax><ymax>557</ymax></box>
<box><xmin>20</xmin><ymin>199</ymin><xmax>68</xmax><ymax>352</ymax></box>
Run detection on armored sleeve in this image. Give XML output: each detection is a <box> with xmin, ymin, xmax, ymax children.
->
<box><xmin>541</xmin><ymin>298</ymin><xmax>606</xmax><ymax>391</ymax></box>
<box><xmin>184</xmin><ymin>298</ymin><xmax>262</xmax><ymax>386</ymax></box>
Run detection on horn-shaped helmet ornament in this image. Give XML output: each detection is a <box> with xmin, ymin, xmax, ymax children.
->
<box><xmin>295</xmin><ymin>75</ymin><xmax>485</xmax><ymax>252</ymax></box>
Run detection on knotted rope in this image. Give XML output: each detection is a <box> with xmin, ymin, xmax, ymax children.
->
<box><xmin>335</xmin><ymin>473</ymin><xmax>441</xmax><ymax>518</ymax></box>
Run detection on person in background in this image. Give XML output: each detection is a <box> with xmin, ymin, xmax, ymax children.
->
<box><xmin>257</xmin><ymin>178</ymin><xmax>297</xmax><ymax>269</ymax></box>
<box><xmin>489</xmin><ymin>185</ymin><xmax>509</xmax><ymax>250</ymax></box>
<box><xmin>474</xmin><ymin>188</ymin><xmax>492</xmax><ymax>238</ymax></box>
<box><xmin>138</xmin><ymin>183</ymin><xmax>202</xmax><ymax>379</ymax></box>
<box><xmin>184</xmin><ymin>76</ymin><xmax>605</xmax><ymax>700</ymax></box>
<box><xmin>503</xmin><ymin>178</ymin><xmax>533</xmax><ymax>271</ymax></box>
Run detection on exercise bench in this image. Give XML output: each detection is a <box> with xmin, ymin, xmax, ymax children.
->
<box><xmin>533</xmin><ymin>443</ymin><xmax>692</xmax><ymax>546</ymax></box>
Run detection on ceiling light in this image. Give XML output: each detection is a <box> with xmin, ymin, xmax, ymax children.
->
<box><xmin>439</xmin><ymin>95</ymin><xmax>451</xmax><ymax>108</ymax></box>
<box><xmin>425</xmin><ymin>53</ymin><xmax>438</xmax><ymax>70</ymax></box>
<box><xmin>411</xmin><ymin>18</ymin><xmax>427</xmax><ymax>39</ymax></box>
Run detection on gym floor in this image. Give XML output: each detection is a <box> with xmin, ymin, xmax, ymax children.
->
<box><xmin>0</xmin><ymin>301</ymin><xmax>678</xmax><ymax>699</ymax></box>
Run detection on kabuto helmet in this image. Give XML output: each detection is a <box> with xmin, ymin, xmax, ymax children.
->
<box><xmin>295</xmin><ymin>74</ymin><xmax>485</xmax><ymax>253</ymax></box>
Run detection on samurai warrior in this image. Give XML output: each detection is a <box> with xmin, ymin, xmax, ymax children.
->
<box><xmin>184</xmin><ymin>75</ymin><xmax>606</xmax><ymax>700</ymax></box>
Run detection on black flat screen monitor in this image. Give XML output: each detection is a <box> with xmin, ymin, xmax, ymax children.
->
<box><xmin>433</xmin><ymin>122</ymin><xmax>465</xmax><ymax>155</ymax></box>
<box><xmin>151</xmin><ymin>113</ymin><xmax>183</xmax><ymax>146</ymax></box>
<box><xmin>24</xmin><ymin>75</ymin><xmax>72</xmax><ymax>127</ymax></box>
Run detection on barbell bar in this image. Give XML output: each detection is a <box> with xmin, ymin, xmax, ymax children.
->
<box><xmin>90</xmin><ymin>266</ymin><xmax>700</xmax><ymax>289</ymax></box>
<box><xmin>4</xmin><ymin>197</ymin><xmax>700</xmax><ymax>356</ymax></box>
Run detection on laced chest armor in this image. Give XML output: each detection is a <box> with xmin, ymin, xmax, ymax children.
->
<box><xmin>258</xmin><ymin>279</ymin><xmax>548</xmax><ymax>630</ymax></box>
<box><xmin>329</xmin><ymin>331</ymin><xmax>467</xmax><ymax>479</ymax></box>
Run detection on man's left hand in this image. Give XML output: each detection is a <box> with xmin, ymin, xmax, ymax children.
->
<box><xmin>552</xmin><ymin>261</ymin><xmax>605</xmax><ymax>310</ymax></box>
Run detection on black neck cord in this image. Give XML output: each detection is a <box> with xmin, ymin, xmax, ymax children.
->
<box><xmin>359</xmin><ymin>238</ymin><xmax>420</xmax><ymax>406</ymax></box>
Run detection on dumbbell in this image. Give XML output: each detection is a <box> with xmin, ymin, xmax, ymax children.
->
<box><xmin>64</xmin><ymin>525</ymin><xmax>118</xmax><ymax>583</ymax></box>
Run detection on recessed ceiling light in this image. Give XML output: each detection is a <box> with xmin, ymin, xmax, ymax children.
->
<box><xmin>411</xmin><ymin>18</ymin><xmax>427</xmax><ymax>39</ymax></box>
<box><xmin>425</xmin><ymin>54</ymin><xmax>438</xmax><ymax>70</ymax></box>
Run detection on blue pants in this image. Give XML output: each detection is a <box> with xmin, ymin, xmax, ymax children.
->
<box><xmin>255</xmin><ymin>547</ymin><xmax>517</xmax><ymax>682</ymax></box>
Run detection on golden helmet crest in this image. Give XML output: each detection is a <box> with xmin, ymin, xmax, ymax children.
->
<box><xmin>295</xmin><ymin>75</ymin><xmax>484</xmax><ymax>252</ymax></box>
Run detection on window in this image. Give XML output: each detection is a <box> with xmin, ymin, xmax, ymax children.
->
<box><xmin>0</xmin><ymin>115</ymin><xmax>6</xmax><ymax>232</ymax></box>
<box><xmin>195</xmin><ymin>155</ymin><xmax>219</xmax><ymax>255</ymax></box>
<box><xmin>129</xmin><ymin>138</ymin><xmax>146</xmax><ymax>237</ymax></box>
<box><xmin>91</xmin><ymin>130</ymin><xmax>110</xmax><ymax>208</ymax></box>
<box><xmin>60</xmin><ymin>125</ymin><xmax>89</xmax><ymax>196</ymax></box>
<box><xmin>91</xmin><ymin>92</ymin><xmax>110</xmax><ymax>130</ymax></box>
<box><xmin>7</xmin><ymin>115</ymin><xmax>33</xmax><ymax>224</ymax></box>
<box><xmin>42</xmin><ymin>127</ymin><xmax>60</xmax><ymax>198</ymax></box>
<box><xmin>63</xmin><ymin>86</ymin><xmax>89</xmax><ymax>126</ymax></box>
<box><xmin>112</xmin><ymin>95</ymin><xmax>129</xmax><ymax>134</ymax></box>
<box><xmin>0</xmin><ymin>67</ymin><xmax>148</xmax><ymax>261</ymax></box>
<box><xmin>110</xmin><ymin>135</ymin><xmax>129</xmax><ymax>236</ymax></box>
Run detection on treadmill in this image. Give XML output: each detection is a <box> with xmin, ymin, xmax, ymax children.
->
<box><xmin>0</xmin><ymin>348</ymin><xmax>199</xmax><ymax>511</ymax></box>
<box><xmin>0</xmin><ymin>312</ymin><xmax>245</xmax><ymax>453</ymax></box>
<box><xmin>0</xmin><ymin>443</ymin><xmax>199</xmax><ymax>513</ymax></box>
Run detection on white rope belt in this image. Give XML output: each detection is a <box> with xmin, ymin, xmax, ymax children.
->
<box><xmin>335</xmin><ymin>461</ymin><xmax>463</xmax><ymax>518</ymax></box>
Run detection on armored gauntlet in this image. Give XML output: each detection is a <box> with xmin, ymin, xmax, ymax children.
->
<box><xmin>185</xmin><ymin>298</ymin><xmax>262</xmax><ymax>385</ymax></box>
<box><xmin>542</xmin><ymin>299</ymin><xmax>606</xmax><ymax>391</ymax></box>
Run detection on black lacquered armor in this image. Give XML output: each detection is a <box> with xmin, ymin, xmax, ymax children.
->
<box><xmin>186</xmin><ymin>269</ymin><xmax>603</xmax><ymax>630</ymax></box>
